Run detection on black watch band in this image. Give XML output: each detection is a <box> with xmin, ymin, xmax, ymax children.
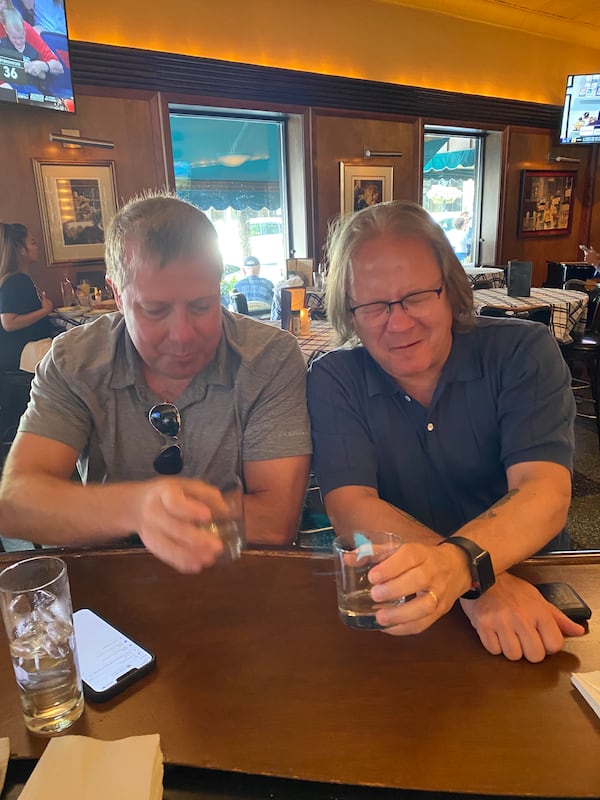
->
<box><xmin>439</xmin><ymin>536</ymin><xmax>495</xmax><ymax>599</ymax></box>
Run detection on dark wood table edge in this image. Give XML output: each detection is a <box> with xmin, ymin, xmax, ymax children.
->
<box><xmin>3</xmin><ymin>758</ymin><xmax>594</xmax><ymax>800</ymax></box>
<box><xmin>1</xmin><ymin>545</ymin><xmax>599</xmax><ymax>565</ymax></box>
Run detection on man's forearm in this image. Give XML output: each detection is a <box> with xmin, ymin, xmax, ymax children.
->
<box><xmin>453</xmin><ymin>467</ymin><xmax>570</xmax><ymax>575</ymax></box>
<box><xmin>0</xmin><ymin>473</ymin><xmax>141</xmax><ymax>545</ymax></box>
<box><xmin>325</xmin><ymin>489</ymin><xmax>442</xmax><ymax>546</ymax></box>
<box><xmin>243</xmin><ymin>490</ymin><xmax>302</xmax><ymax>546</ymax></box>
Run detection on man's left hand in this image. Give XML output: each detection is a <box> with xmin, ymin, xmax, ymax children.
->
<box><xmin>459</xmin><ymin>572</ymin><xmax>585</xmax><ymax>662</ymax></box>
<box><xmin>369</xmin><ymin>541</ymin><xmax>470</xmax><ymax>633</ymax></box>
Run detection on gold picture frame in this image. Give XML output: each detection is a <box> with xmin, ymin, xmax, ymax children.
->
<box><xmin>340</xmin><ymin>162</ymin><xmax>393</xmax><ymax>215</ymax></box>
<box><xmin>518</xmin><ymin>169</ymin><xmax>576</xmax><ymax>238</ymax></box>
<box><xmin>32</xmin><ymin>159</ymin><xmax>118</xmax><ymax>266</ymax></box>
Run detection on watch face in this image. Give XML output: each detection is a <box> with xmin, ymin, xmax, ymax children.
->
<box><xmin>440</xmin><ymin>537</ymin><xmax>495</xmax><ymax>598</ymax></box>
<box><xmin>471</xmin><ymin>550</ymin><xmax>495</xmax><ymax>596</ymax></box>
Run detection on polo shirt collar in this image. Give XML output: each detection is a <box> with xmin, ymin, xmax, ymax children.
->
<box><xmin>364</xmin><ymin>325</ymin><xmax>484</xmax><ymax>397</ymax></box>
<box><xmin>108</xmin><ymin>311</ymin><xmax>239</xmax><ymax>394</ymax></box>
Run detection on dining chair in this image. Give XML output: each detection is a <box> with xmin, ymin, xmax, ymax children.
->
<box><xmin>560</xmin><ymin>299</ymin><xmax>600</xmax><ymax>452</ymax></box>
<box><xmin>229</xmin><ymin>290</ymin><xmax>249</xmax><ymax>315</ymax></box>
<box><xmin>564</xmin><ymin>279</ymin><xmax>587</xmax><ymax>293</ymax></box>
<box><xmin>479</xmin><ymin>304</ymin><xmax>552</xmax><ymax>327</ymax></box>
<box><xmin>472</xmin><ymin>280</ymin><xmax>493</xmax><ymax>289</ymax></box>
<box><xmin>563</xmin><ymin>279</ymin><xmax>600</xmax><ymax>330</ymax></box>
<box><xmin>0</xmin><ymin>370</ymin><xmax>33</xmax><ymax>469</ymax></box>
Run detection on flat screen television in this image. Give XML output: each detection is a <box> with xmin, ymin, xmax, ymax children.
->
<box><xmin>0</xmin><ymin>0</ymin><xmax>74</xmax><ymax>112</ymax></box>
<box><xmin>559</xmin><ymin>73</ymin><xmax>600</xmax><ymax>145</ymax></box>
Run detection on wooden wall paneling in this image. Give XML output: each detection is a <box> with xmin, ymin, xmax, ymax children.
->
<box><xmin>69</xmin><ymin>42</ymin><xmax>563</xmax><ymax>131</ymax></box>
<box><xmin>585</xmin><ymin>146</ymin><xmax>600</xmax><ymax>251</ymax></box>
<box><xmin>501</xmin><ymin>127</ymin><xmax>593</xmax><ymax>286</ymax></box>
<box><xmin>312</xmin><ymin>111</ymin><xmax>418</xmax><ymax>258</ymax></box>
<box><xmin>0</xmin><ymin>88</ymin><xmax>168</xmax><ymax>303</ymax></box>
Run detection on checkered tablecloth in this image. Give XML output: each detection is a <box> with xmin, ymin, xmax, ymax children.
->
<box><xmin>472</xmin><ymin>288</ymin><xmax>588</xmax><ymax>344</ymax></box>
<box><xmin>264</xmin><ymin>318</ymin><xmax>336</xmax><ymax>360</ymax></box>
<box><xmin>464</xmin><ymin>267</ymin><xmax>506</xmax><ymax>288</ymax></box>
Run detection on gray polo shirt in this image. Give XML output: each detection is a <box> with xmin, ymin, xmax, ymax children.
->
<box><xmin>21</xmin><ymin>309</ymin><xmax>311</xmax><ymax>485</ymax></box>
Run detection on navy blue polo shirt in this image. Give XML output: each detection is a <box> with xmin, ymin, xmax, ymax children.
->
<box><xmin>307</xmin><ymin>317</ymin><xmax>575</xmax><ymax>537</ymax></box>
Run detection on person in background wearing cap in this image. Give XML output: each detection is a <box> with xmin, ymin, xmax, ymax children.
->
<box><xmin>233</xmin><ymin>256</ymin><xmax>274</xmax><ymax>308</ymax></box>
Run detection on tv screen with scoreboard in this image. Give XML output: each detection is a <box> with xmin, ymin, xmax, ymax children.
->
<box><xmin>0</xmin><ymin>0</ymin><xmax>74</xmax><ymax>112</ymax></box>
<box><xmin>560</xmin><ymin>73</ymin><xmax>600</xmax><ymax>145</ymax></box>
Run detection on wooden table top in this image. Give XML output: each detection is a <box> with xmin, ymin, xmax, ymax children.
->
<box><xmin>0</xmin><ymin>549</ymin><xmax>599</xmax><ymax>798</ymax></box>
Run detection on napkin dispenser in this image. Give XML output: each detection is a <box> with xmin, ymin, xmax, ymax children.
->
<box><xmin>507</xmin><ymin>260</ymin><xmax>532</xmax><ymax>297</ymax></box>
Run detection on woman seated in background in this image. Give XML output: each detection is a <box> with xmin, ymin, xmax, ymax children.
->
<box><xmin>0</xmin><ymin>222</ymin><xmax>53</xmax><ymax>371</ymax></box>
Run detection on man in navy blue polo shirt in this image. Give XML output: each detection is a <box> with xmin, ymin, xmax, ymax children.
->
<box><xmin>307</xmin><ymin>200</ymin><xmax>585</xmax><ymax>662</ymax></box>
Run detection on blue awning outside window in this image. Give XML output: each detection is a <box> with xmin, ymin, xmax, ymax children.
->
<box><xmin>423</xmin><ymin>137</ymin><xmax>448</xmax><ymax>165</ymax></box>
<box><xmin>424</xmin><ymin>148</ymin><xmax>475</xmax><ymax>173</ymax></box>
<box><xmin>171</xmin><ymin>115</ymin><xmax>283</xmax><ymax>211</ymax></box>
<box><xmin>177</xmin><ymin>183</ymin><xmax>281</xmax><ymax>212</ymax></box>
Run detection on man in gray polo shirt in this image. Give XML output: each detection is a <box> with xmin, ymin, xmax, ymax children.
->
<box><xmin>0</xmin><ymin>193</ymin><xmax>312</xmax><ymax>573</ymax></box>
<box><xmin>308</xmin><ymin>200</ymin><xmax>585</xmax><ymax>662</ymax></box>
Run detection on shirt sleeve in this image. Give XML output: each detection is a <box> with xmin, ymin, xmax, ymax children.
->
<box><xmin>240</xmin><ymin>335</ymin><xmax>312</xmax><ymax>461</ymax></box>
<box><xmin>18</xmin><ymin>334</ymin><xmax>94</xmax><ymax>454</ymax></box>
<box><xmin>496</xmin><ymin>323</ymin><xmax>575</xmax><ymax>470</ymax></box>
<box><xmin>0</xmin><ymin>273</ymin><xmax>41</xmax><ymax>314</ymax></box>
<box><xmin>25</xmin><ymin>21</ymin><xmax>57</xmax><ymax>62</ymax></box>
<box><xmin>307</xmin><ymin>351</ymin><xmax>379</xmax><ymax>496</ymax></box>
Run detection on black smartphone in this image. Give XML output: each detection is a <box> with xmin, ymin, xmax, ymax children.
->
<box><xmin>535</xmin><ymin>582</ymin><xmax>592</xmax><ymax>623</ymax></box>
<box><xmin>73</xmin><ymin>608</ymin><xmax>156</xmax><ymax>702</ymax></box>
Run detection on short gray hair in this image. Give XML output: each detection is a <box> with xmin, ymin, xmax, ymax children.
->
<box><xmin>105</xmin><ymin>191</ymin><xmax>223</xmax><ymax>292</ymax></box>
<box><xmin>326</xmin><ymin>200</ymin><xmax>474</xmax><ymax>344</ymax></box>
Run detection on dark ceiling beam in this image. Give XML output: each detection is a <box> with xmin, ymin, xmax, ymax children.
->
<box><xmin>70</xmin><ymin>41</ymin><xmax>561</xmax><ymax>130</ymax></box>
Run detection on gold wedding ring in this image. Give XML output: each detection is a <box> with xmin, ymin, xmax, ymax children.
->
<box><xmin>427</xmin><ymin>589</ymin><xmax>439</xmax><ymax>608</ymax></box>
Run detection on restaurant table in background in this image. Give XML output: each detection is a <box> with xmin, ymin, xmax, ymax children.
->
<box><xmin>464</xmin><ymin>266</ymin><xmax>506</xmax><ymax>288</ymax></box>
<box><xmin>472</xmin><ymin>287</ymin><xmax>588</xmax><ymax>344</ymax></box>
<box><xmin>0</xmin><ymin>548</ymin><xmax>598</xmax><ymax>799</ymax></box>
<box><xmin>264</xmin><ymin>318</ymin><xmax>336</xmax><ymax>361</ymax></box>
<box><xmin>50</xmin><ymin>305</ymin><xmax>116</xmax><ymax>332</ymax></box>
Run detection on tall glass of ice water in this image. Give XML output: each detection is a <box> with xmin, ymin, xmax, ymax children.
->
<box><xmin>0</xmin><ymin>556</ymin><xmax>84</xmax><ymax>734</ymax></box>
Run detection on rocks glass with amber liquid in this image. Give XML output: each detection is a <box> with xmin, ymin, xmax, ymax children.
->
<box><xmin>333</xmin><ymin>531</ymin><xmax>403</xmax><ymax>630</ymax></box>
<box><xmin>0</xmin><ymin>556</ymin><xmax>84</xmax><ymax>734</ymax></box>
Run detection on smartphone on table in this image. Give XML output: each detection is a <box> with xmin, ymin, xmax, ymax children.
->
<box><xmin>535</xmin><ymin>583</ymin><xmax>592</xmax><ymax>623</ymax></box>
<box><xmin>73</xmin><ymin>608</ymin><xmax>156</xmax><ymax>702</ymax></box>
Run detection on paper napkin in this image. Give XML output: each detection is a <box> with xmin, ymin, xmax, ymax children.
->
<box><xmin>19</xmin><ymin>734</ymin><xmax>163</xmax><ymax>800</ymax></box>
<box><xmin>571</xmin><ymin>671</ymin><xmax>600</xmax><ymax>719</ymax></box>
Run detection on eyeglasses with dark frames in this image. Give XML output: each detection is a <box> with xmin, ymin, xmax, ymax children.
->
<box><xmin>148</xmin><ymin>403</ymin><xmax>183</xmax><ymax>475</ymax></box>
<box><xmin>349</xmin><ymin>285</ymin><xmax>444</xmax><ymax>327</ymax></box>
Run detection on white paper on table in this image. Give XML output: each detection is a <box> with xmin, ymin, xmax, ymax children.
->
<box><xmin>571</xmin><ymin>671</ymin><xmax>600</xmax><ymax>719</ymax></box>
<box><xmin>18</xmin><ymin>734</ymin><xmax>163</xmax><ymax>800</ymax></box>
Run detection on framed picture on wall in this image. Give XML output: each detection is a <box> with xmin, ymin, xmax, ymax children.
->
<box><xmin>340</xmin><ymin>163</ymin><xmax>393</xmax><ymax>215</ymax></box>
<box><xmin>517</xmin><ymin>169</ymin><xmax>576</xmax><ymax>238</ymax></box>
<box><xmin>32</xmin><ymin>160</ymin><xmax>118</xmax><ymax>265</ymax></box>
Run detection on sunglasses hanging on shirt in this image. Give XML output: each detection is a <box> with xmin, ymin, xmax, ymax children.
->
<box><xmin>148</xmin><ymin>403</ymin><xmax>183</xmax><ymax>475</ymax></box>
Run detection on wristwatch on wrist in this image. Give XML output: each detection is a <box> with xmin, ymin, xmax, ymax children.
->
<box><xmin>439</xmin><ymin>536</ymin><xmax>495</xmax><ymax>598</ymax></box>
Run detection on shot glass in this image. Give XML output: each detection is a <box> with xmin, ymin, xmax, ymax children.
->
<box><xmin>332</xmin><ymin>531</ymin><xmax>403</xmax><ymax>630</ymax></box>
<box><xmin>202</xmin><ymin>476</ymin><xmax>246</xmax><ymax>560</ymax></box>
<box><xmin>0</xmin><ymin>556</ymin><xmax>84</xmax><ymax>734</ymax></box>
